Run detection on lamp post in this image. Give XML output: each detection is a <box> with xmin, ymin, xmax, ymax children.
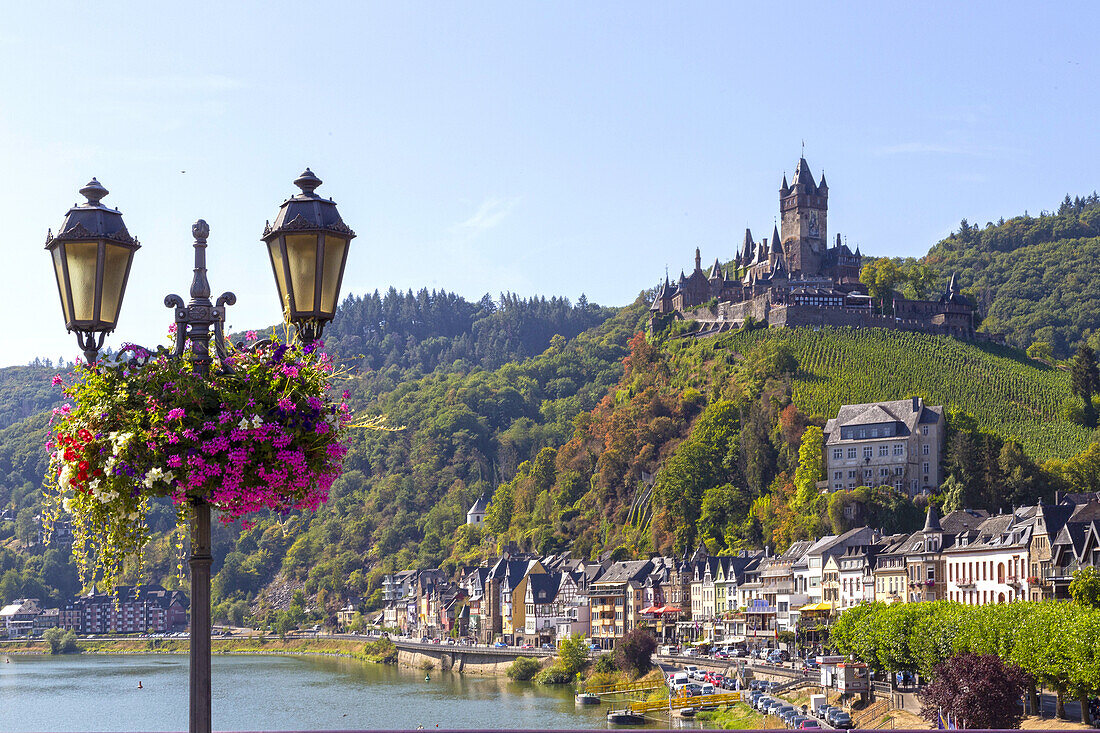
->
<box><xmin>46</xmin><ymin>171</ymin><xmax>355</xmax><ymax>733</ymax></box>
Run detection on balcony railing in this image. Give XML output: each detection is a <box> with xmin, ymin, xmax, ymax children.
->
<box><xmin>955</xmin><ymin>579</ymin><xmax>975</xmax><ymax>588</ymax></box>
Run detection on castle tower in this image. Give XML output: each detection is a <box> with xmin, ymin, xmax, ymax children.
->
<box><xmin>780</xmin><ymin>158</ymin><xmax>828</xmax><ymax>276</ymax></box>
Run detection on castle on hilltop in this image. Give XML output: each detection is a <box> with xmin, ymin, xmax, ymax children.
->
<box><xmin>650</xmin><ymin>157</ymin><xmax>976</xmax><ymax>339</ymax></box>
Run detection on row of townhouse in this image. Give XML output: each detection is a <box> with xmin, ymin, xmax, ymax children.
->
<box><xmin>379</xmin><ymin>494</ymin><xmax>1100</xmax><ymax>650</ymax></box>
<box><xmin>1</xmin><ymin>586</ymin><xmax>189</xmax><ymax>638</ymax></box>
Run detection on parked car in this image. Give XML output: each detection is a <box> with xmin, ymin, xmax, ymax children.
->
<box><xmin>788</xmin><ymin>714</ymin><xmax>810</xmax><ymax>729</ymax></box>
<box><xmin>684</xmin><ymin>682</ymin><xmax>704</xmax><ymax>697</ymax></box>
<box><xmin>493</xmin><ymin>641</ymin><xmax>507</xmax><ymax>648</ymax></box>
<box><xmin>817</xmin><ymin>705</ymin><xmax>835</xmax><ymax>720</ymax></box>
<box><xmin>798</xmin><ymin>719</ymin><xmax>822</xmax><ymax>729</ymax></box>
<box><xmin>754</xmin><ymin>696</ymin><xmax>774</xmax><ymax>712</ymax></box>
<box><xmin>831</xmin><ymin>712</ymin><xmax>853</xmax><ymax>730</ymax></box>
<box><xmin>699</xmin><ymin>683</ymin><xmax>716</xmax><ymax>696</ymax></box>
<box><xmin>682</xmin><ymin>664</ymin><xmax>698</xmax><ymax>677</ymax></box>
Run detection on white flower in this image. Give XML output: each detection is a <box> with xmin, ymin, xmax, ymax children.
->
<box><xmin>143</xmin><ymin>467</ymin><xmax>165</xmax><ymax>488</ymax></box>
<box><xmin>250</xmin><ymin>414</ymin><xmax>264</xmax><ymax>429</ymax></box>
<box><xmin>61</xmin><ymin>497</ymin><xmax>72</xmax><ymax>514</ymax></box>
<box><xmin>237</xmin><ymin>417</ymin><xmax>251</xmax><ymax>430</ymax></box>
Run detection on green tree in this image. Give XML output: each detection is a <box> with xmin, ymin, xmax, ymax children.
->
<box><xmin>556</xmin><ymin>633</ymin><xmax>590</xmax><ymax>676</ymax></box>
<box><xmin>1071</xmin><ymin>345</ymin><xmax>1100</xmax><ymax>427</ymax></box>
<box><xmin>1027</xmin><ymin>341</ymin><xmax>1054</xmax><ymax>363</ymax></box>
<box><xmin>1069</xmin><ymin>567</ymin><xmax>1100</xmax><ymax>608</ymax></box>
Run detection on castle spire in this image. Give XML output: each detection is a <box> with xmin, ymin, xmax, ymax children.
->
<box><xmin>780</xmin><ymin>174</ymin><xmax>790</xmax><ymax>197</ymax></box>
<box><xmin>818</xmin><ymin>171</ymin><xmax>828</xmax><ymax>194</ymax></box>
<box><xmin>742</xmin><ymin>228</ymin><xmax>754</xmax><ymax>260</ymax></box>
<box><xmin>695</xmin><ymin>247</ymin><xmax>702</xmax><ymax>272</ymax></box>
<box><xmin>771</xmin><ymin>225</ymin><xmax>781</xmax><ymax>249</ymax></box>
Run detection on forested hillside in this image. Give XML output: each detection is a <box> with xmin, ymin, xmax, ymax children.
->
<box><xmin>6</xmin><ymin>195</ymin><xmax>1100</xmax><ymax>623</ymax></box>
<box><xmin>921</xmin><ymin>193</ymin><xmax>1100</xmax><ymax>357</ymax></box>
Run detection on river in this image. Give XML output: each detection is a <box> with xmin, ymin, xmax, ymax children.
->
<box><xmin>0</xmin><ymin>654</ymin><xmax>684</xmax><ymax>731</ymax></box>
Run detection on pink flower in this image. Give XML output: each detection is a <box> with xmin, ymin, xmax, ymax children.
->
<box><xmin>277</xmin><ymin>398</ymin><xmax>295</xmax><ymax>412</ymax></box>
<box><xmin>281</xmin><ymin>365</ymin><xmax>299</xmax><ymax>378</ymax></box>
<box><xmin>165</xmin><ymin>408</ymin><xmax>186</xmax><ymax>421</ymax></box>
<box><xmin>167</xmin><ymin>455</ymin><xmax>182</xmax><ymax>468</ymax></box>
<box><xmin>246</xmin><ymin>330</ymin><xmax>257</xmax><ymax>342</ymax></box>
<box><xmin>52</xmin><ymin>374</ymin><xmax>64</xmax><ymax>386</ymax></box>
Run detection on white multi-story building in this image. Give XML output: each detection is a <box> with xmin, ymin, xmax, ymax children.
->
<box><xmin>943</xmin><ymin>512</ymin><xmax>1031</xmax><ymax>605</ymax></box>
<box><xmin>824</xmin><ymin>397</ymin><xmax>944</xmax><ymax>496</ymax></box>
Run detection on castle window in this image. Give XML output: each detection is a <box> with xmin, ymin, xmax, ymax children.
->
<box><xmin>863</xmin><ymin>447</ymin><xmax>873</xmax><ymax>459</ymax></box>
<box><xmin>879</xmin><ymin>445</ymin><xmax>889</xmax><ymax>457</ymax></box>
<box><xmin>922</xmin><ymin>444</ymin><xmax>930</xmax><ymax>456</ymax></box>
<box><xmin>923</xmin><ymin>462</ymin><xmax>930</xmax><ymax>474</ymax></box>
<box><xmin>893</xmin><ymin>444</ymin><xmax>904</xmax><ymax>456</ymax></box>
<box><xmin>880</xmin><ymin>468</ymin><xmax>890</xmax><ymax>477</ymax></box>
<box><xmin>833</xmin><ymin>448</ymin><xmax>843</xmax><ymax>460</ymax></box>
<box><xmin>848</xmin><ymin>470</ymin><xmax>857</xmax><ymax>478</ymax></box>
<box><xmin>921</xmin><ymin>426</ymin><xmax>929</xmax><ymax>436</ymax></box>
<box><xmin>870</xmin><ymin>428</ymin><xmax>878</xmax><ymax>437</ymax></box>
<box><xmin>834</xmin><ymin>471</ymin><xmax>843</xmax><ymax>480</ymax></box>
<box><xmin>848</xmin><ymin>448</ymin><xmax>857</xmax><ymax>459</ymax></box>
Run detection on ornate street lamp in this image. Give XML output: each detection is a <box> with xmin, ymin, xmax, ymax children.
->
<box><xmin>46</xmin><ymin>171</ymin><xmax>353</xmax><ymax>733</ymax></box>
<box><xmin>44</xmin><ymin>179</ymin><xmax>141</xmax><ymax>364</ymax></box>
<box><xmin>262</xmin><ymin>168</ymin><xmax>356</xmax><ymax>342</ymax></box>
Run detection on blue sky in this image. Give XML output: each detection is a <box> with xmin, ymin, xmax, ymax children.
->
<box><xmin>3</xmin><ymin>2</ymin><xmax>1098</xmax><ymax>366</ymax></box>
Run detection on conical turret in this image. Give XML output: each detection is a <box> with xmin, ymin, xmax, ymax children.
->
<box><xmin>710</xmin><ymin>257</ymin><xmax>723</xmax><ymax>280</ymax></box>
<box><xmin>742</xmin><ymin>228</ymin><xmax>754</xmax><ymax>260</ymax></box>
<box><xmin>780</xmin><ymin>174</ymin><xmax>790</xmax><ymax>197</ymax></box>
<box><xmin>923</xmin><ymin>505</ymin><xmax>942</xmax><ymax>533</ymax></box>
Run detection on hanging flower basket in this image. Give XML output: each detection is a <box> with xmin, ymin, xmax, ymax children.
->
<box><xmin>44</xmin><ymin>333</ymin><xmax>351</xmax><ymax>592</ymax></box>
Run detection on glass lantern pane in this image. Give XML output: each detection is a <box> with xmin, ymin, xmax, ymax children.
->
<box><xmin>267</xmin><ymin>240</ymin><xmax>291</xmax><ymax>312</ymax></box>
<box><xmin>65</xmin><ymin>241</ymin><xmax>100</xmax><ymax>322</ymax></box>
<box><xmin>51</xmin><ymin>245</ymin><xmax>73</xmax><ymax>323</ymax></box>
<box><xmin>99</xmin><ymin>243</ymin><xmax>131</xmax><ymax>327</ymax></box>
<box><xmin>285</xmin><ymin>233</ymin><xmax>318</xmax><ymax>314</ymax></box>
<box><xmin>319</xmin><ymin>236</ymin><xmax>347</xmax><ymax>316</ymax></box>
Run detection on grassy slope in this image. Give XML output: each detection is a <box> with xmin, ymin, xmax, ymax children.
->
<box><xmin>688</xmin><ymin>327</ymin><xmax>1091</xmax><ymax>461</ymax></box>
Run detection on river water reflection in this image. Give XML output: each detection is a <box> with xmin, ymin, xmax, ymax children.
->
<box><xmin>0</xmin><ymin>654</ymin><xmax>684</xmax><ymax>731</ymax></box>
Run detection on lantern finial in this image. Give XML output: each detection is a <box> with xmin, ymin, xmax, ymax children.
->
<box><xmin>294</xmin><ymin>168</ymin><xmax>322</xmax><ymax>197</ymax></box>
<box><xmin>79</xmin><ymin>178</ymin><xmax>109</xmax><ymax>206</ymax></box>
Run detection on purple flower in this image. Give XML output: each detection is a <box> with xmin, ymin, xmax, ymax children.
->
<box><xmin>277</xmin><ymin>398</ymin><xmax>295</xmax><ymax>412</ymax></box>
<box><xmin>165</xmin><ymin>408</ymin><xmax>186</xmax><ymax>421</ymax></box>
<box><xmin>52</xmin><ymin>374</ymin><xmax>64</xmax><ymax>386</ymax></box>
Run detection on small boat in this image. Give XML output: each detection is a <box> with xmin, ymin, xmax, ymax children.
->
<box><xmin>575</xmin><ymin>693</ymin><xmax>600</xmax><ymax>705</ymax></box>
<box><xmin>678</xmin><ymin>707</ymin><xmax>696</xmax><ymax>718</ymax></box>
<box><xmin>607</xmin><ymin>710</ymin><xmax>646</xmax><ymax>725</ymax></box>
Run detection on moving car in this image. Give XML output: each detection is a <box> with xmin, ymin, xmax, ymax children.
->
<box><xmin>798</xmin><ymin>719</ymin><xmax>822</xmax><ymax>729</ymax></box>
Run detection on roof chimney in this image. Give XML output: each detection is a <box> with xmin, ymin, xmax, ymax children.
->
<box><xmin>912</xmin><ymin>396</ymin><xmax>920</xmax><ymax>413</ymax></box>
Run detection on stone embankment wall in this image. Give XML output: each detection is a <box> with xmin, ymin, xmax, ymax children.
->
<box><xmin>394</xmin><ymin>640</ymin><xmax>553</xmax><ymax>677</ymax></box>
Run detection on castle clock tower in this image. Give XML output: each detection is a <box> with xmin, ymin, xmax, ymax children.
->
<box><xmin>779</xmin><ymin>157</ymin><xmax>828</xmax><ymax>276</ymax></box>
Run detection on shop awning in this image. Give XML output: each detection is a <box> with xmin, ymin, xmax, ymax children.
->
<box><xmin>640</xmin><ymin>606</ymin><xmax>662</xmax><ymax>614</ymax></box>
<box><xmin>798</xmin><ymin>602</ymin><xmax>833</xmax><ymax>612</ymax></box>
<box><xmin>660</xmin><ymin>606</ymin><xmax>682</xmax><ymax>613</ymax></box>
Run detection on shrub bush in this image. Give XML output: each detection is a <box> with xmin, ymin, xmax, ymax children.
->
<box><xmin>507</xmin><ymin>656</ymin><xmax>541</xmax><ymax>681</ymax></box>
<box><xmin>593</xmin><ymin>653</ymin><xmax>617</xmax><ymax>674</ymax></box>
<box><xmin>535</xmin><ymin>664</ymin><xmax>573</xmax><ymax>684</ymax></box>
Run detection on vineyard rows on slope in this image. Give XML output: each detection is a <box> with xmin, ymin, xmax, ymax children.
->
<box><xmin>708</xmin><ymin>327</ymin><xmax>1090</xmax><ymax>461</ymax></box>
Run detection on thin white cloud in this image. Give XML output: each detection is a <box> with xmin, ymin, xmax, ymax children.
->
<box><xmin>453</xmin><ymin>196</ymin><xmax>518</xmax><ymax>233</ymax></box>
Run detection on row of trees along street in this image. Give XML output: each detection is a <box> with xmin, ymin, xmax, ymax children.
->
<box><xmin>829</xmin><ymin>571</ymin><xmax>1100</xmax><ymax>726</ymax></box>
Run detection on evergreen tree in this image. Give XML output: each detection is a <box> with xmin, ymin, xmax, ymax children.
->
<box><xmin>1071</xmin><ymin>345</ymin><xmax>1100</xmax><ymax>428</ymax></box>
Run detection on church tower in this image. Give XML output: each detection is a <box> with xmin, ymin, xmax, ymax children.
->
<box><xmin>780</xmin><ymin>158</ymin><xmax>828</xmax><ymax>276</ymax></box>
